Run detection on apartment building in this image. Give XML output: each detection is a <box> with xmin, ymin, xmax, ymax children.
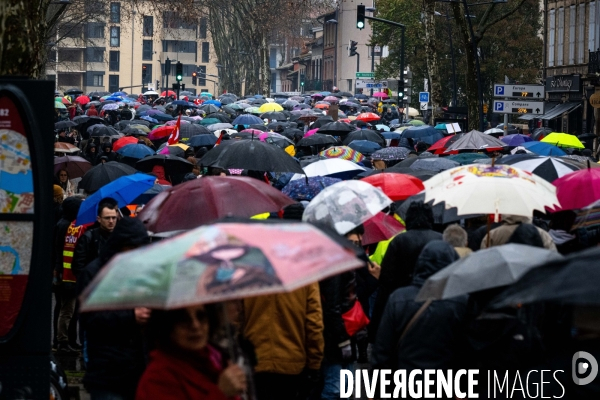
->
<box><xmin>46</xmin><ymin>3</ymin><xmax>220</xmax><ymax>96</ymax></box>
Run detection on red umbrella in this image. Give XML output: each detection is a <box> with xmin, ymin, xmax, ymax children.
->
<box><xmin>137</xmin><ymin>176</ymin><xmax>297</xmax><ymax>233</ymax></box>
<box><xmin>361</xmin><ymin>172</ymin><xmax>424</xmax><ymax>201</ymax></box>
<box><xmin>160</xmin><ymin>90</ymin><xmax>176</xmax><ymax>97</ymax></box>
<box><xmin>363</xmin><ymin>212</ymin><xmax>405</xmax><ymax>245</ymax></box>
<box><xmin>428</xmin><ymin>134</ymin><xmax>463</xmax><ymax>154</ymax></box>
<box><xmin>356</xmin><ymin>112</ymin><xmax>381</xmax><ymax>122</ymax></box>
<box><xmin>372</xmin><ymin>92</ymin><xmax>389</xmax><ymax>99</ymax></box>
<box><xmin>112</xmin><ymin>136</ymin><xmax>139</xmax><ymax>152</ymax></box>
<box><xmin>148</xmin><ymin>125</ymin><xmax>175</xmax><ymax>140</ymax></box>
<box><xmin>61</xmin><ymin>97</ymin><xmax>71</xmax><ymax>105</ymax></box>
<box><xmin>552</xmin><ymin>167</ymin><xmax>600</xmax><ymax>210</ymax></box>
<box><xmin>76</xmin><ymin>95</ymin><xmax>91</xmax><ymax>105</ymax></box>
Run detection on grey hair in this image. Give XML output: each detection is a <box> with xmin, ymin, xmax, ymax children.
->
<box><xmin>443</xmin><ymin>224</ymin><xmax>468</xmax><ymax>248</ymax></box>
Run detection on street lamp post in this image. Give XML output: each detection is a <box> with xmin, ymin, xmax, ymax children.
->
<box><xmin>462</xmin><ymin>0</ymin><xmax>485</xmax><ymax>132</ymax></box>
<box><xmin>326</xmin><ymin>17</ymin><xmax>338</xmax><ymax>91</ymax></box>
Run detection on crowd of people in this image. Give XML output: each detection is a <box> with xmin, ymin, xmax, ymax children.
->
<box><xmin>51</xmin><ymin>88</ymin><xmax>600</xmax><ymax>400</ymax></box>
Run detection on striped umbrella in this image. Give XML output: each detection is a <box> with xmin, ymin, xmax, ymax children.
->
<box><xmin>319</xmin><ymin>146</ymin><xmax>365</xmax><ymax>163</ymax></box>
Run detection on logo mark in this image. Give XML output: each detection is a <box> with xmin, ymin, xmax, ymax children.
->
<box><xmin>572</xmin><ymin>351</ymin><xmax>598</xmax><ymax>385</ymax></box>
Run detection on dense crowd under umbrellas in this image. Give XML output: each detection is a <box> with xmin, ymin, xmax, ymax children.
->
<box><xmin>50</xmin><ymin>87</ymin><xmax>600</xmax><ymax>399</ymax></box>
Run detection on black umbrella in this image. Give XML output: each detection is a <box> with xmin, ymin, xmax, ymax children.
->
<box><xmin>136</xmin><ymin>154</ymin><xmax>194</xmax><ymax>175</ymax></box>
<box><xmin>221</xmin><ymin>105</ymin><xmax>237</xmax><ymax>116</ymax></box>
<box><xmin>88</xmin><ymin>125</ymin><xmax>120</xmax><ymax>137</ymax></box>
<box><xmin>220</xmin><ymin>97</ymin><xmax>235</xmax><ymax>105</ymax></box>
<box><xmin>85</xmin><ymin>101</ymin><xmax>102</xmax><ymax>109</ymax></box>
<box><xmin>72</xmin><ymin>115</ymin><xmax>90</xmax><ymax>125</ymax></box>
<box><xmin>384</xmin><ymin>166</ymin><xmax>437</xmax><ymax>180</ymax></box>
<box><xmin>396</xmin><ymin>192</ymin><xmax>479</xmax><ymax>225</ymax></box>
<box><xmin>64</xmin><ymin>88</ymin><xmax>83</xmax><ymax>95</ymax></box>
<box><xmin>267</xmin><ymin>122</ymin><xmax>290</xmax><ymax>130</ymax></box>
<box><xmin>317</xmin><ymin>121</ymin><xmax>356</xmax><ymax>135</ymax></box>
<box><xmin>179</xmin><ymin>123</ymin><xmax>211</xmax><ymax>141</ymax></box>
<box><xmin>281</xmin><ymin>128</ymin><xmax>304</xmax><ymax>141</ymax></box>
<box><xmin>199</xmin><ymin>139</ymin><xmax>304</xmax><ymax>173</ymax></box>
<box><xmin>248</xmin><ymin>124</ymin><xmax>268</xmax><ymax>132</ymax></box>
<box><xmin>251</xmin><ymin>98</ymin><xmax>267</xmax><ymax>105</ymax></box>
<box><xmin>121</xmin><ymin>127</ymin><xmax>148</xmax><ymax>136</ymax></box>
<box><xmin>200</xmin><ymin>104</ymin><xmax>220</xmax><ymax>114</ymax></box>
<box><xmin>261</xmin><ymin>112</ymin><xmax>287</xmax><ymax>121</ymax></box>
<box><xmin>78</xmin><ymin>161</ymin><xmax>137</xmax><ymax>193</ymax></box>
<box><xmin>311</xmin><ymin>116</ymin><xmax>334</xmax><ymax>129</ymax></box>
<box><xmin>55</xmin><ymin>121</ymin><xmax>77</xmax><ymax>130</ymax></box>
<box><xmin>88</xmin><ymin>91</ymin><xmax>109</xmax><ymax>98</ymax></box>
<box><xmin>342</xmin><ymin>129</ymin><xmax>386</xmax><ymax>147</ymax></box>
<box><xmin>205</xmin><ymin>113</ymin><xmax>232</xmax><ymax>123</ymax></box>
<box><xmin>338</xmin><ymin>91</ymin><xmax>353</xmax><ymax>97</ymax></box>
<box><xmin>296</xmin><ymin>134</ymin><xmax>339</xmax><ymax>147</ymax></box>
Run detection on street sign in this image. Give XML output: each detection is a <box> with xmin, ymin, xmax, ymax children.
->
<box><xmin>356</xmin><ymin>80</ymin><xmax>388</xmax><ymax>89</ymax></box>
<box><xmin>356</xmin><ymin>72</ymin><xmax>375</xmax><ymax>78</ymax></box>
<box><xmin>492</xmin><ymin>100</ymin><xmax>545</xmax><ymax>115</ymax></box>
<box><xmin>420</xmin><ymin>102</ymin><xmax>428</xmax><ymax>111</ymax></box>
<box><xmin>419</xmin><ymin>92</ymin><xmax>429</xmax><ymax>103</ymax></box>
<box><xmin>493</xmin><ymin>84</ymin><xmax>545</xmax><ymax>99</ymax></box>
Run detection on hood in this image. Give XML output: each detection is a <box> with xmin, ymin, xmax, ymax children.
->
<box><xmin>413</xmin><ymin>240</ymin><xmax>459</xmax><ymax>286</ymax></box>
<box><xmin>62</xmin><ymin>197</ymin><xmax>83</xmax><ymax>222</ymax></box>
<box><xmin>99</xmin><ymin>217</ymin><xmax>150</xmax><ymax>262</ymax></box>
<box><xmin>508</xmin><ymin>223</ymin><xmax>544</xmax><ymax>248</ymax></box>
<box><xmin>502</xmin><ymin>214</ymin><xmax>532</xmax><ymax>225</ymax></box>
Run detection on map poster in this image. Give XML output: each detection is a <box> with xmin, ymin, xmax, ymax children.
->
<box><xmin>0</xmin><ymin>92</ymin><xmax>34</xmax><ymax>337</ymax></box>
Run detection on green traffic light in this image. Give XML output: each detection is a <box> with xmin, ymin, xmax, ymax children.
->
<box><xmin>357</xmin><ymin>21</ymin><xmax>364</xmax><ymax>29</ymax></box>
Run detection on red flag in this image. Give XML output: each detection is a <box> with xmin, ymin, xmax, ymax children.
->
<box><xmin>215</xmin><ymin>131</ymin><xmax>224</xmax><ymax>146</ymax></box>
<box><xmin>167</xmin><ymin>114</ymin><xmax>181</xmax><ymax>145</ymax></box>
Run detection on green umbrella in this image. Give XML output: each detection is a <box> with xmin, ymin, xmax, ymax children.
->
<box><xmin>199</xmin><ymin>118</ymin><xmax>221</xmax><ymax>126</ymax></box>
<box><xmin>55</xmin><ymin>102</ymin><xmax>67</xmax><ymax>109</ymax></box>
<box><xmin>246</xmin><ymin>107</ymin><xmax>262</xmax><ymax>115</ymax></box>
<box><xmin>228</xmin><ymin>104</ymin><xmax>244</xmax><ymax>110</ymax></box>
<box><xmin>434</xmin><ymin>123</ymin><xmax>447</xmax><ymax>130</ymax></box>
<box><xmin>408</xmin><ymin>120</ymin><xmax>426</xmax><ymax>126</ymax></box>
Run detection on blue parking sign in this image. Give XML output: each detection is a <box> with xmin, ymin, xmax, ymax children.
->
<box><xmin>494</xmin><ymin>102</ymin><xmax>504</xmax><ymax>112</ymax></box>
<box><xmin>495</xmin><ymin>85</ymin><xmax>504</xmax><ymax>95</ymax></box>
<box><xmin>419</xmin><ymin>92</ymin><xmax>429</xmax><ymax>103</ymax></box>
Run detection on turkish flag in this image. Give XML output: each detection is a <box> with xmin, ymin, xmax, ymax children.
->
<box><xmin>167</xmin><ymin>114</ymin><xmax>181</xmax><ymax>145</ymax></box>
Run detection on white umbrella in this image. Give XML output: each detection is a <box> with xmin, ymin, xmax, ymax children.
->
<box><xmin>424</xmin><ymin>164</ymin><xmax>560</xmax><ymax>221</ymax></box>
<box><xmin>289</xmin><ymin>158</ymin><xmax>366</xmax><ymax>181</ymax></box>
<box><xmin>407</xmin><ymin>107</ymin><xmax>419</xmax><ymax>117</ymax></box>
<box><xmin>143</xmin><ymin>90</ymin><xmax>159</xmax><ymax>95</ymax></box>
<box><xmin>484</xmin><ymin>128</ymin><xmax>504</xmax><ymax>135</ymax></box>
<box><xmin>302</xmin><ymin>180</ymin><xmax>392</xmax><ymax>235</ymax></box>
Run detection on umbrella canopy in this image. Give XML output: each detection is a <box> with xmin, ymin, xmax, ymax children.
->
<box><xmin>138</xmin><ymin>176</ymin><xmax>296</xmax><ymax>233</ymax></box>
<box><xmin>302</xmin><ymin>180</ymin><xmax>392</xmax><ymax>235</ymax></box>
<box><xmin>199</xmin><ymin>104</ymin><xmax>220</xmax><ymax>114</ymax></box>
<box><xmin>296</xmin><ymin>134</ymin><xmax>339</xmax><ymax>147</ymax></box>
<box><xmin>499</xmin><ymin>155</ymin><xmax>580</xmax><ymax>182</ymax></box>
<box><xmin>76</xmin><ymin>174</ymin><xmax>155</xmax><ymax>225</ymax></box>
<box><xmin>232</xmin><ymin>114</ymin><xmax>264</xmax><ymax>125</ymax></box>
<box><xmin>361</xmin><ymin>173</ymin><xmax>424</xmax><ymax>201</ymax></box>
<box><xmin>290</xmin><ymin>158</ymin><xmax>366</xmax><ymax>181</ymax></box>
<box><xmin>318</xmin><ymin>146</ymin><xmax>365</xmax><ymax>163</ymax></box>
<box><xmin>179</xmin><ymin>123</ymin><xmax>211</xmax><ymax>141</ymax></box>
<box><xmin>317</xmin><ymin>121</ymin><xmax>355</xmax><ymax>135</ymax></box>
<box><xmin>446</xmin><ymin>153</ymin><xmax>489</xmax><ymax>165</ymax></box>
<box><xmin>188</xmin><ymin>134</ymin><xmax>218</xmax><ymax>147</ymax></box>
<box><xmin>53</xmin><ymin>156</ymin><xmax>92</xmax><ymax>179</ymax></box>
<box><xmin>347</xmin><ymin>140</ymin><xmax>382</xmax><ymax>155</ymax></box>
<box><xmin>80</xmin><ymin>222</ymin><xmax>363</xmax><ymax>311</ymax></box>
<box><xmin>89</xmin><ymin>125</ymin><xmax>120</xmax><ymax>137</ymax></box>
<box><xmin>540</xmin><ymin>132</ymin><xmax>585</xmax><ymax>149</ymax></box>
<box><xmin>148</xmin><ymin>125</ymin><xmax>175</xmax><ymax>140</ymax></box>
<box><xmin>342</xmin><ymin>130</ymin><xmax>386</xmax><ymax>147</ymax></box>
<box><xmin>79</xmin><ymin>161</ymin><xmax>137</xmax><ymax>193</ymax></box>
<box><xmin>520</xmin><ymin>141</ymin><xmax>567</xmax><ymax>156</ymax></box>
<box><xmin>483</xmin><ymin>128</ymin><xmax>504</xmax><ymax>136</ymax></box>
<box><xmin>136</xmin><ymin>154</ymin><xmax>194</xmax><ymax>176</ymax></box>
<box><xmin>530</xmin><ymin>127</ymin><xmax>552</xmax><ymax>141</ymax></box>
<box><xmin>402</xmin><ymin>125</ymin><xmax>445</xmax><ymax>145</ymax></box>
<box><xmin>356</xmin><ymin>112</ymin><xmax>380</xmax><ymax>122</ymax></box>
<box><xmin>55</xmin><ymin>121</ymin><xmax>77</xmax><ymax>130</ymax></box>
<box><xmin>259</xmin><ymin>103</ymin><xmax>284</xmax><ymax>113</ymax></box>
<box><xmin>407</xmin><ymin>119</ymin><xmax>425</xmax><ymax>126</ymax></box>
<box><xmin>383</xmin><ymin>166</ymin><xmax>436</xmax><ymax>181</ymax></box>
<box><xmin>443</xmin><ymin>130</ymin><xmax>505</xmax><ymax>153</ymax></box>
<box><xmin>362</xmin><ymin>212</ymin><xmax>405</xmax><ymax>245</ymax></box>
<box><xmin>54</xmin><ymin>142</ymin><xmax>80</xmax><ymax>154</ymax></box>
<box><xmin>116</xmin><ymin>143</ymin><xmax>155</xmax><ymax>159</ymax></box>
<box><xmin>424</xmin><ymin>164</ymin><xmax>560</xmax><ymax>220</ymax></box>
<box><xmin>571</xmin><ymin>199</ymin><xmax>600</xmax><ymax>230</ymax></box>
<box><xmin>397</xmin><ymin>192</ymin><xmax>477</xmax><ymax>225</ymax></box>
<box><xmin>371</xmin><ymin>147</ymin><xmax>410</xmax><ymax>162</ymax></box>
<box><xmin>500</xmin><ymin>134</ymin><xmax>532</xmax><ymax>147</ymax></box>
<box><xmin>416</xmin><ymin>244</ymin><xmax>563</xmax><ymax>301</ymax></box>
<box><xmin>409</xmin><ymin>157</ymin><xmax>460</xmax><ymax>172</ymax></box>
<box><xmin>552</xmin><ymin>167</ymin><xmax>600</xmax><ymax>210</ymax></box>
<box><xmin>282</xmin><ymin>176</ymin><xmax>342</xmax><ymax>201</ymax></box>
<box><xmin>112</xmin><ymin>136</ymin><xmax>139</xmax><ymax>152</ymax></box>
<box><xmin>199</xmin><ymin>139</ymin><xmax>303</xmax><ymax>174</ymax></box>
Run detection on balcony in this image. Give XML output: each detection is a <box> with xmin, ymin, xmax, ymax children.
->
<box><xmin>161</xmin><ymin>52</ymin><xmax>196</xmax><ymax>64</ymax></box>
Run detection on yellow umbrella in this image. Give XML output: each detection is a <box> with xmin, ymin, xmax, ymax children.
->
<box><xmin>540</xmin><ymin>132</ymin><xmax>584</xmax><ymax>149</ymax></box>
<box><xmin>258</xmin><ymin>102</ymin><xmax>284</xmax><ymax>113</ymax></box>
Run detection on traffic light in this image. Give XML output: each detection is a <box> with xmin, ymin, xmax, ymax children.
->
<box><xmin>164</xmin><ymin>58</ymin><xmax>171</xmax><ymax>75</ymax></box>
<box><xmin>175</xmin><ymin>61</ymin><xmax>183</xmax><ymax>82</ymax></box>
<box><xmin>349</xmin><ymin>40</ymin><xmax>358</xmax><ymax>57</ymax></box>
<box><xmin>142</xmin><ymin>65</ymin><xmax>147</xmax><ymax>82</ymax></box>
<box><xmin>357</xmin><ymin>5</ymin><xmax>365</xmax><ymax>30</ymax></box>
<box><xmin>192</xmin><ymin>71</ymin><xmax>197</xmax><ymax>85</ymax></box>
<box><xmin>300</xmin><ymin>74</ymin><xmax>305</xmax><ymax>87</ymax></box>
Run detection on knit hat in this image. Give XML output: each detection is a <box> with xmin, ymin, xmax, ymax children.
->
<box><xmin>53</xmin><ymin>184</ymin><xmax>64</xmax><ymax>198</ymax></box>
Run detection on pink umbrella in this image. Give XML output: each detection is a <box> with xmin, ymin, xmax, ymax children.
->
<box><xmin>552</xmin><ymin>167</ymin><xmax>600</xmax><ymax>210</ymax></box>
<box><xmin>311</xmin><ymin>93</ymin><xmax>325</xmax><ymax>98</ymax></box>
<box><xmin>240</xmin><ymin>129</ymin><xmax>265</xmax><ymax>135</ymax></box>
<box><xmin>323</xmin><ymin>96</ymin><xmax>339</xmax><ymax>104</ymax></box>
<box><xmin>304</xmin><ymin>128</ymin><xmax>319</xmax><ymax>137</ymax></box>
<box><xmin>372</xmin><ymin>92</ymin><xmax>389</xmax><ymax>99</ymax></box>
<box><xmin>362</xmin><ymin>212</ymin><xmax>405</xmax><ymax>246</ymax></box>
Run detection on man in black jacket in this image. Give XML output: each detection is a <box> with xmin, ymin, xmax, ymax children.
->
<box><xmin>77</xmin><ymin>217</ymin><xmax>151</xmax><ymax>400</ymax></box>
<box><xmin>369</xmin><ymin>202</ymin><xmax>442</xmax><ymax>342</ymax></box>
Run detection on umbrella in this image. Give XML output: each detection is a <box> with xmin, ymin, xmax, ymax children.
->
<box><xmin>483</xmin><ymin>128</ymin><xmax>504</xmax><ymax>136</ymax></box>
<box><xmin>158</xmin><ymin>143</ymin><xmax>189</xmax><ymax>158</ymax></box>
<box><xmin>199</xmin><ymin>140</ymin><xmax>304</xmax><ymax>174</ymax></box>
<box><xmin>318</xmin><ymin>146</ymin><xmax>365</xmax><ymax>163</ymax></box>
<box><xmin>372</xmin><ymin>92</ymin><xmax>389</xmax><ymax>99</ymax></box>
<box><xmin>55</xmin><ymin>121</ymin><xmax>77</xmax><ymax>130</ymax></box>
<box><xmin>282</xmin><ymin>176</ymin><xmax>341</xmax><ymax>201</ymax></box>
<box><xmin>443</xmin><ymin>130</ymin><xmax>505</xmax><ymax>153</ymax></box>
<box><xmin>361</xmin><ymin>173</ymin><xmax>424</xmax><ymax>201</ymax></box>
<box><xmin>199</xmin><ymin>118</ymin><xmax>221</xmax><ymax>126</ymax></box>
<box><xmin>491</xmin><ymin>246</ymin><xmax>600</xmax><ymax>308</ymax></box>
<box><xmin>205</xmin><ymin>113</ymin><xmax>232</xmax><ymax>123</ymax></box>
<box><xmin>302</xmin><ymin>180</ymin><xmax>392</xmax><ymax>235</ymax></box>
<box><xmin>54</xmin><ymin>102</ymin><xmax>66</xmax><ymax>109</ymax></box>
<box><xmin>356</xmin><ymin>112</ymin><xmax>380</xmax><ymax>122</ymax></box>
<box><xmin>80</xmin><ymin>221</ymin><xmax>363</xmax><ymax>311</ymax></box>
<box><xmin>259</xmin><ymin>103</ymin><xmax>284</xmax><ymax>113</ymax></box>
<box><xmin>89</xmin><ymin>125</ymin><xmax>119</xmax><ymax>137</ymax></box>
<box><xmin>530</xmin><ymin>127</ymin><xmax>552</xmax><ymax>141</ymax></box>
<box><xmin>416</xmin><ymin>244</ymin><xmax>563</xmax><ymax>301</ymax></box>
<box><xmin>232</xmin><ymin>114</ymin><xmax>264</xmax><ymax>125</ymax></box>
<box><xmin>112</xmin><ymin>136</ymin><xmax>139</xmax><ymax>152</ymax></box>
<box><xmin>203</xmin><ymin>100</ymin><xmax>222</xmax><ymax>108</ymax></box>
<box><xmin>520</xmin><ymin>141</ymin><xmax>567</xmax><ymax>156</ymax></box>
<box><xmin>76</xmin><ymin>174</ymin><xmax>156</xmax><ymax>225</ymax></box>
<box><xmin>136</xmin><ymin>154</ymin><xmax>194</xmax><ymax>176</ymax></box>
<box><xmin>445</xmin><ymin>153</ymin><xmax>489</xmax><ymax>165</ymax></box>
<box><xmin>199</xmin><ymin>104</ymin><xmax>220</xmax><ymax>114</ymax></box>
<box><xmin>342</xmin><ymin>130</ymin><xmax>385</xmax><ymax>147</ymax></box>
<box><xmin>289</xmin><ymin>158</ymin><xmax>366</xmax><ymax>181</ymax></box>
<box><xmin>362</xmin><ymin>212</ymin><xmax>405</xmax><ymax>246</ymax></box>
<box><xmin>188</xmin><ymin>134</ymin><xmax>218</xmax><ymax>147</ymax></box>
<box><xmin>132</xmin><ymin>184</ymin><xmax>167</xmax><ymax>204</ymax></box>
<box><xmin>397</xmin><ymin>192</ymin><xmax>477</xmax><ymax>225</ymax></box>
<box><xmin>148</xmin><ymin>125</ymin><xmax>174</xmax><ymax>140</ymax></box>
<box><xmin>179</xmin><ymin>124</ymin><xmax>211</xmax><ymax>141</ymax></box>
<box><xmin>102</xmin><ymin>103</ymin><xmax>119</xmax><ymax>111</ymax></box>
<box><xmin>296</xmin><ymin>134</ymin><xmax>338</xmax><ymax>147</ymax></box>
<box><xmin>403</xmin><ymin>125</ymin><xmax>445</xmax><ymax>145</ymax></box>
<box><xmin>381</xmin><ymin>132</ymin><xmax>402</xmax><ymax>140</ymax></box>
<box><xmin>552</xmin><ymin>167</ymin><xmax>600</xmax><ymax>210</ymax></box>
<box><xmin>570</xmin><ymin>199</ymin><xmax>600</xmax><ymax>230</ymax></box>
<box><xmin>138</xmin><ymin>176</ymin><xmax>296</xmax><ymax>233</ymax></box>
<box><xmin>409</xmin><ymin>157</ymin><xmax>460</xmax><ymax>172</ymax></box>
<box><xmin>424</xmin><ymin>164</ymin><xmax>560</xmax><ymax>220</ymax></box>
<box><xmin>260</xmin><ymin>111</ymin><xmax>286</xmax><ymax>121</ymax></box>
<box><xmin>371</xmin><ymin>147</ymin><xmax>410</xmax><ymax>161</ymax></box>
<box><xmin>347</xmin><ymin>140</ymin><xmax>382</xmax><ymax>155</ymax></box>
<box><xmin>53</xmin><ymin>156</ymin><xmax>92</xmax><ymax>179</ymax></box>
<box><xmin>540</xmin><ymin>132</ymin><xmax>585</xmax><ymax>149</ymax></box>
<box><xmin>207</xmin><ymin>123</ymin><xmax>234</xmax><ymax>132</ymax></box>
<box><xmin>499</xmin><ymin>155</ymin><xmax>580</xmax><ymax>182</ymax></box>
<box><xmin>500</xmin><ymin>134</ymin><xmax>533</xmax><ymax>147</ymax></box>
<box><xmin>381</xmin><ymin>166</ymin><xmax>436</xmax><ymax>181</ymax></box>
<box><xmin>79</xmin><ymin>161</ymin><xmax>137</xmax><ymax>193</ymax></box>
<box><xmin>317</xmin><ymin>121</ymin><xmax>355</xmax><ymax>135</ymax></box>
<box><xmin>116</xmin><ymin>144</ymin><xmax>155</xmax><ymax>159</ymax></box>
<box><xmin>407</xmin><ymin>119</ymin><xmax>425</xmax><ymax>126</ymax></box>
<box><xmin>54</xmin><ymin>142</ymin><xmax>80</xmax><ymax>154</ymax></box>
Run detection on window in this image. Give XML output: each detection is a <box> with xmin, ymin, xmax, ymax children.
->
<box><xmin>142</xmin><ymin>40</ymin><xmax>153</xmax><ymax>60</ymax></box>
<box><xmin>161</xmin><ymin>40</ymin><xmax>197</xmax><ymax>53</ymax></box>
<box><xmin>87</xmin><ymin>23</ymin><xmax>104</xmax><ymax>39</ymax></box>
<box><xmin>202</xmin><ymin>42</ymin><xmax>209</xmax><ymax>63</ymax></box>
<box><xmin>199</xmin><ymin>18</ymin><xmax>207</xmax><ymax>39</ymax></box>
<box><xmin>109</xmin><ymin>51</ymin><xmax>120</xmax><ymax>71</ymax></box>
<box><xmin>93</xmin><ymin>74</ymin><xmax>103</xmax><ymax>86</ymax></box>
<box><xmin>86</xmin><ymin>48</ymin><xmax>104</xmax><ymax>62</ymax></box>
<box><xmin>548</xmin><ymin>9</ymin><xmax>555</xmax><ymax>67</ymax></box>
<box><xmin>198</xmin><ymin>65</ymin><xmax>206</xmax><ymax>86</ymax></box>
<box><xmin>162</xmin><ymin>12</ymin><xmax>197</xmax><ymax>30</ymax></box>
<box><xmin>110</xmin><ymin>2</ymin><xmax>120</xmax><ymax>23</ymax></box>
<box><xmin>108</xmin><ymin>75</ymin><xmax>119</xmax><ymax>93</ymax></box>
<box><xmin>270</xmin><ymin>48</ymin><xmax>277</xmax><ymax>68</ymax></box>
<box><xmin>577</xmin><ymin>4</ymin><xmax>585</xmax><ymax>63</ymax></box>
<box><xmin>110</xmin><ymin>27</ymin><xmax>120</xmax><ymax>47</ymax></box>
<box><xmin>568</xmin><ymin>5</ymin><xmax>575</xmax><ymax>65</ymax></box>
<box><xmin>142</xmin><ymin>64</ymin><xmax>152</xmax><ymax>84</ymax></box>
<box><xmin>143</xmin><ymin>16</ymin><xmax>153</xmax><ymax>36</ymax></box>
<box><xmin>63</xmin><ymin>23</ymin><xmax>83</xmax><ymax>39</ymax></box>
<box><xmin>557</xmin><ymin>8</ymin><xmax>564</xmax><ymax>65</ymax></box>
<box><xmin>591</xmin><ymin>2</ymin><xmax>597</xmax><ymax>52</ymax></box>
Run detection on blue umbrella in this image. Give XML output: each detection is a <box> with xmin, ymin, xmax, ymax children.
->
<box><xmin>204</xmin><ymin>100</ymin><xmax>222</xmax><ymax>107</ymax></box>
<box><xmin>111</xmin><ymin>91</ymin><xmax>127</xmax><ymax>97</ymax></box>
<box><xmin>381</xmin><ymin>132</ymin><xmax>402</xmax><ymax>140</ymax></box>
<box><xmin>521</xmin><ymin>141</ymin><xmax>567</xmax><ymax>156</ymax></box>
<box><xmin>132</xmin><ymin>184</ymin><xmax>167</xmax><ymax>204</ymax></box>
<box><xmin>171</xmin><ymin>100</ymin><xmax>189</xmax><ymax>106</ymax></box>
<box><xmin>500</xmin><ymin>134</ymin><xmax>533</xmax><ymax>147</ymax></box>
<box><xmin>104</xmin><ymin>96</ymin><xmax>123</xmax><ymax>102</ymax></box>
<box><xmin>232</xmin><ymin>114</ymin><xmax>264</xmax><ymax>125</ymax></box>
<box><xmin>116</xmin><ymin>144</ymin><xmax>155</xmax><ymax>159</ymax></box>
<box><xmin>375</xmin><ymin>124</ymin><xmax>390</xmax><ymax>132</ymax></box>
<box><xmin>140</xmin><ymin>115</ymin><xmax>159</xmax><ymax>124</ymax></box>
<box><xmin>153</xmin><ymin>112</ymin><xmax>174</xmax><ymax>121</ymax></box>
<box><xmin>282</xmin><ymin>176</ymin><xmax>341</xmax><ymax>201</ymax></box>
<box><xmin>76</xmin><ymin>173</ymin><xmax>156</xmax><ymax>225</ymax></box>
<box><xmin>402</xmin><ymin>125</ymin><xmax>445</xmax><ymax>145</ymax></box>
<box><xmin>348</xmin><ymin>140</ymin><xmax>382</xmax><ymax>155</ymax></box>
<box><xmin>188</xmin><ymin>134</ymin><xmax>218</xmax><ymax>147</ymax></box>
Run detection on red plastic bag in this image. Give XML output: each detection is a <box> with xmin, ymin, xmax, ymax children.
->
<box><xmin>342</xmin><ymin>299</ymin><xmax>370</xmax><ymax>337</ymax></box>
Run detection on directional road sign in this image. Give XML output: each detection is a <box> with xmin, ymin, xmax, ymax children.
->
<box><xmin>493</xmin><ymin>84</ymin><xmax>545</xmax><ymax>99</ymax></box>
<box><xmin>356</xmin><ymin>80</ymin><xmax>388</xmax><ymax>89</ymax></box>
<box><xmin>492</xmin><ymin>100</ymin><xmax>545</xmax><ymax>115</ymax></box>
<box><xmin>419</xmin><ymin>92</ymin><xmax>430</xmax><ymax>103</ymax></box>
<box><xmin>356</xmin><ymin>72</ymin><xmax>375</xmax><ymax>78</ymax></box>
<box><xmin>420</xmin><ymin>102</ymin><xmax>428</xmax><ymax>111</ymax></box>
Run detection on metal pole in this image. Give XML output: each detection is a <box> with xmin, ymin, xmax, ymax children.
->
<box><xmin>356</xmin><ymin>53</ymin><xmax>360</xmax><ymax>91</ymax></box>
<box><xmin>463</xmin><ymin>0</ymin><xmax>485</xmax><ymax>132</ymax></box>
<box><xmin>446</xmin><ymin>10</ymin><xmax>457</xmax><ymax>107</ymax></box>
<box><xmin>165</xmin><ymin>59</ymin><xmax>169</xmax><ymax>96</ymax></box>
<box><xmin>370</xmin><ymin>45</ymin><xmax>375</xmax><ymax>97</ymax></box>
<box><xmin>334</xmin><ymin>11</ymin><xmax>338</xmax><ymax>90</ymax></box>
<box><xmin>399</xmin><ymin>27</ymin><xmax>405</xmax><ymax>121</ymax></box>
<box><xmin>503</xmin><ymin>75</ymin><xmax>509</xmax><ymax>135</ymax></box>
